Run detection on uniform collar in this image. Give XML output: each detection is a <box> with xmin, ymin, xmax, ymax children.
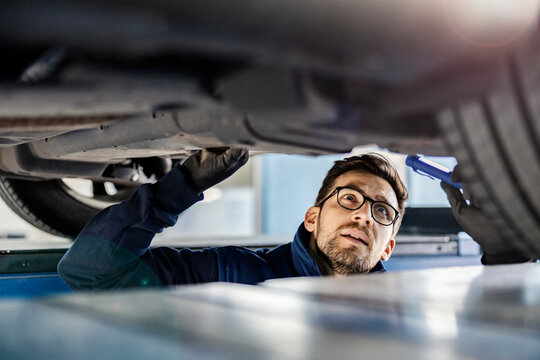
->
<box><xmin>291</xmin><ymin>224</ymin><xmax>323</xmax><ymax>277</ymax></box>
<box><xmin>291</xmin><ymin>223</ymin><xmax>387</xmax><ymax>276</ymax></box>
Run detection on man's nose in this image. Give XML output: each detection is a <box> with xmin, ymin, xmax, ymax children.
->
<box><xmin>350</xmin><ymin>203</ymin><xmax>373</xmax><ymax>227</ymax></box>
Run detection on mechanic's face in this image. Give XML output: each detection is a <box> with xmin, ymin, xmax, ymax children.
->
<box><xmin>304</xmin><ymin>171</ymin><xmax>397</xmax><ymax>275</ymax></box>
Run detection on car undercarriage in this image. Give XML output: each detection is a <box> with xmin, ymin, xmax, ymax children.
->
<box><xmin>0</xmin><ymin>0</ymin><xmax>539</xmax><ymax>260</ymax></box>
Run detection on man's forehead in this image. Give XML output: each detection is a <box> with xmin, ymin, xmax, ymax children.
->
<box><xmin>332</xmin><ymin>171</ymin><xmax>398</xmax><ymax>206</ymax></box>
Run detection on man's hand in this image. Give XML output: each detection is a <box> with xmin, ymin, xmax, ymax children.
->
<box><xmin>441</xmin><ymin>164</ymin><xmax>531</xmax><ymax>264</ymax></box>
<box><xmin>181</xmin><ymin>147</ymin><xmax>249</xmax><ymax>194</ymax></box>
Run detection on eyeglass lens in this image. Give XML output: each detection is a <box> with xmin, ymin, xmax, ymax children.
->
<box><xmin>337</xmin><ymin>188</ymin><xmax>396</xmax><ymax>225</ymax></box>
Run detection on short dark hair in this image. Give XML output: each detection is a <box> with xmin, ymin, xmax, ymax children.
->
<box><xmin>315</xmin><ymin>153</ymin><xmax>409</xmax><ymax>229</ymax></box>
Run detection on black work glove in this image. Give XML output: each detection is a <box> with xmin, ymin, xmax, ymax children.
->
<box><xmin>181</xmin><ymin>147</ymin><xmax>249</xmax><ymax>195</ymax></box>
<box><xmin>441</xmin><ymin>164</ymin><xmax>532</xmax><ymax>265</ymax></box>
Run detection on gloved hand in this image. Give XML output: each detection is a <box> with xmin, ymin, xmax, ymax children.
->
<box><xmin>441</xmin><ymin>164</ymin><xmax>531</xmax><ymax>264</ymax></box>
<box><xmin>181</xmin><ymin>147</ymin><xmax>249</xmax><ymax>195</ymax></box>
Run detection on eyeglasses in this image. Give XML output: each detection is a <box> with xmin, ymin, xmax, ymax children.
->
<box><xmin>317</xmin><ymin>186</ymin><xmax>400</xmax><ymax>226</ymax></box>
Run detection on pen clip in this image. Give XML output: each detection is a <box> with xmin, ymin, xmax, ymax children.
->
<box><xmin>412</xmin><ymin>168</ymin><xmax>436</xmax><ymax>180</ymax></box>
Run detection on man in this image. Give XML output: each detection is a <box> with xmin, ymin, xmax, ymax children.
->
<box><xmin>58</xmin><ymin>148</ymin><xmax>528</xmax><ymax>290</ymax></box>
<box><xmin>58</xmin><ymin>148</ymin><xmax>409</xmax><ymax>289</ymax></box>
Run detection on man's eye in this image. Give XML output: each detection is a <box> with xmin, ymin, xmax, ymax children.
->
<box><xmin>342</xmin><ymin>194</ymin><xmax>358</xmax><ymax>202</ymax></box>
<box><xmin>375</xmin><ymin>205</ymin><xmax>389</xmax><ymax>215</ymax></box>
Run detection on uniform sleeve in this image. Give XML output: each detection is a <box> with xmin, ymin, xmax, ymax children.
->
<box><xmin>57</xmin><ymin>164</ymin><xmax>219</xmax><ymax>290</ymax></box>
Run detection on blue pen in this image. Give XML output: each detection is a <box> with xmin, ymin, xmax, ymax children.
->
<box><xmin>405</xmin><ymin>155</ymin><xmax>462</xmax><ymax>189</ymax></box>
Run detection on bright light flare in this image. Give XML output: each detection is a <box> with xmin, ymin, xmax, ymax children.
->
<box><xmin>444</xmin><ymin>0</ymin><xmax>540</xmax><ymax>47</ymax></box>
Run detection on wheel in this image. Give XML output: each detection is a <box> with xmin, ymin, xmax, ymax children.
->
<box><xmin>438</xmin><ymin>35</ymin><xmax>540</xmax><ymax>259</ymax></box>
<box><xmin>0</xmin><ymin>177</ymin><xmax>138</xmax><ymax>239</ymax></box>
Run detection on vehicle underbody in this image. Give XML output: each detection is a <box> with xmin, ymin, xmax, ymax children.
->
<box><xmin>0</xmin><ymin>0</ymin><xmax>539</xmax><ymax>259</ymax></box>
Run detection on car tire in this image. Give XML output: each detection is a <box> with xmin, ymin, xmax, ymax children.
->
<box><xmin>0</xmin><ymin>177</ymin><xmax>137</xmax><ymax>239</ymax></box>
<box><xmin>439</xmin><ymin>39</ymin><xmax>540</xmax><ymax>258</ymax></box>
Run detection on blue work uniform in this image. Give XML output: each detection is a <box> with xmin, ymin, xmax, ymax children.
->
<box><xmin>58</xmin><ymin>165</ymin><xmax>386</xmax><ymax>290</ymax></box>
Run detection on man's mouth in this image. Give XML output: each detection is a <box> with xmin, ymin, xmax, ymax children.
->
<box><xmin>340</xmin><ymin>230</ymin><xmax>369</xmax><ymax>247</ymax></box>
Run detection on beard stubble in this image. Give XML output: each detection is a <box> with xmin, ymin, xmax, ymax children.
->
<box><xmin>317</xmin><ymin>222</ymin><xmax>373</xmax><ymax>275</ymax></box>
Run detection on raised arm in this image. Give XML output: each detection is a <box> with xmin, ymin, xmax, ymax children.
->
<box><xmin>58</xmin><ymin>148</ymin><xmax>248</xmax><ymax>290</ymax></box>
<box><xmin>441</xmin><ymin>164</ymin><xmax>535</xmax><ymax>265</ymax></box>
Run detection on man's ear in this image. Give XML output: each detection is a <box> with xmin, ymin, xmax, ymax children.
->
<box><xmin>304</xmin><ymin>206</ymin><xmax>320</xmax><ymax>233</ymax></box>
<box><xmin>380</xmin><ymin>239</ymin><xmax>396</xmax><ymax>261</ymax></box>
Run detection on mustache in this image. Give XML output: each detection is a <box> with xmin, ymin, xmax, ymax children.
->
<box><xmin>336</xmin><ymin>224</ymin><xmax>373</xmax><ymax>239</ymax></box>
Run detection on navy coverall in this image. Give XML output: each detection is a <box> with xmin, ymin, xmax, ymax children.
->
<box><xmin>58</xmin><ymin>165</ymin><xmax>386</xmax><ymax>290</ymax></box>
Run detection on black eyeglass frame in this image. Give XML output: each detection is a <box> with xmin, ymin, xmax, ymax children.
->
<box><xmin>316</xmin><ymin>186</ymin><xmax>400</xmax><ymax>226</ymax></box>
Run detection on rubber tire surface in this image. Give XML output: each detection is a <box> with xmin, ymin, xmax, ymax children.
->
<box><xmin>0</xmin><ymin>178</ymin><xmax>102</xmax><ymax>239</ymax></box>
<box><xmin>439</xmin><ymin>36</ymin><xmax>540</xmax><ymax>259</ymax></box>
